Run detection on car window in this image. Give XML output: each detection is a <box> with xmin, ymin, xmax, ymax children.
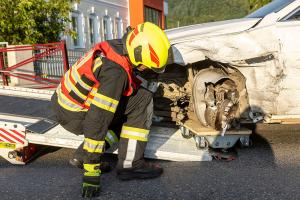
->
<box><xmin>283</xmin><ymin>7</ymin><xmax>300</xmax><ymax>21</ymax></box>
<box><xmin>246</xmin><ymin>0</ymin><xmax>295</xmax><ymax>18</ymax></box>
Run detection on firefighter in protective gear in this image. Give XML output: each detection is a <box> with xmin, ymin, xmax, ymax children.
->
<box><xmin>51</xmin><ymin>22</ymin><xmax>171</xmax><ymax>198</ymax></box>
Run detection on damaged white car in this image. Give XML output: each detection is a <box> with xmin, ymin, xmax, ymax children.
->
<box><xmin>150</xmin><ymin>0</ymin><xmax>300</xmax><ymax>132</ymax></box>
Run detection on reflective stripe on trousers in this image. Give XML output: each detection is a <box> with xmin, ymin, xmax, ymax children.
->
<box><xmin>105</xmin><ymin>130</ymin><xmax>119</xmax><ymax>146</ymax></box>
<box><xmin>83</xmin><ymin>138</ymin><xmax>105</xmax><ymax>153</ymax></box>
<box><xmin>123</xmin><ymin>139</ymin><xmax>137</xmax><ymax>168</ymax></box>
<box><xmin>120</xmin><ymin>126</ymin><xmax>149</xmax><ymax>142</ymax></box>
<box><xmin>120</xmin><ymin>125</ymin><xmax>149</xmax><ymax>168</ymax></box>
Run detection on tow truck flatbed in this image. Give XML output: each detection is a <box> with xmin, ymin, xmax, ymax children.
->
<box><xmin>0</xmin><ymin>113</ymin><xmax>212</xmax><ymax>164</ymax></box>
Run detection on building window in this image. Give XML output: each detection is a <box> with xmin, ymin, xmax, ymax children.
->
<box><xmin>115</xmin><ymin>16</ymin><xmax>123</xmax><ymax>39</ymax></box>
<box><xmin>144</xmin><ymin>6</ymin><xmax>162</xmax><ymax>27</ymax></box>
<box><xmin>72</xmin><ymin>15</ymin><xmax>79</xmax><ymax>46</ymax></box>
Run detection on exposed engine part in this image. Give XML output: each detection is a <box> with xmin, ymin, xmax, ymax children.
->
<box><xmin>204</xmin><ymin>79</ymin><xmax>240</xmax><ymax>130</ymax></box>
<box><xmin>249</xmin><ymin>111</ymin><xmax>264</xmax><ymax>123</ymax></box>
<box><xmin>192</xmin><ymin>62</ymin><xmax>249</xmax><ymax>130</ymax></box>
<box><xmin>140</xmin><ymin>65</ymin><xmax>191</xmax><ymax>125</ymax></box>
<box><xmin>140</xmin><ymin>61</ymin><xmax>249</xmax><ymax>129</ymax></box>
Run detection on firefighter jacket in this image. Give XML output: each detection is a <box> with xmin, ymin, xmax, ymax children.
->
<box><xmin>54</xmin><ymin>40</ymin><xmax>141</xmax><ymax>163</ymax></box>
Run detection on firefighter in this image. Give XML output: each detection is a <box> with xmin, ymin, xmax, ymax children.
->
<box><xmin>51</xmin><ymin>22</ymin><xmax>171</xmax><ymax>198</ymax></box>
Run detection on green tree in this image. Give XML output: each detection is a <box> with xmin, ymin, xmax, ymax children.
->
<box><xmin>0</xmin><ymin>0</ymin><xmax>78</xmax><ymax>45</ymax></box>
<box><xmin>167</xmin><ymin>0</ymin><xmax>273</xmax><ymax>29</ymax></box>
<box><xmin>167</xmin><ymin>0</ymin><xmax>250</xmax><ymax>28</ymax></box>
<box><xmin>249</xmin><ymin>0</ymin><xmax>272</xmax><ymax>11</ymax></box>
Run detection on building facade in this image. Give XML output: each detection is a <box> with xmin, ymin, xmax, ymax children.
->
<box><xmin>65</xmin><ymin>0</ymin><xmax>167</xmax><ymax>51</ymax></box>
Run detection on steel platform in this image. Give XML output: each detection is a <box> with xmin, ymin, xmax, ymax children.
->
<box><xmin>0</xmin><ymin>113</ymin><xmax>212</xmax><ymax>163</ymax></box>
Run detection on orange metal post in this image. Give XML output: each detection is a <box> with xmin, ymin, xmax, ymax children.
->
<box><xmin>129</xmin><ymin>0</ymin><xmax>145</xmax><ymax>28</ymax></box>
<box><xmin>129</xmin><ymin>0</ymin><xmax>165</xmax><ymax>29</ymax></box>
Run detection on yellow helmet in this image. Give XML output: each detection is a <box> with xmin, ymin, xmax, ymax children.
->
<box><xmin>126</xmin><ymin>22</ymin><xmax>170</xmax><ymax>73</ymax></box>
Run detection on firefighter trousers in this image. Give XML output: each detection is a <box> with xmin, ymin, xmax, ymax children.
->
<box><xmin>52</xmin><ymin>87</ymin><xmax>153</xmax><ymax>169</ymax></box>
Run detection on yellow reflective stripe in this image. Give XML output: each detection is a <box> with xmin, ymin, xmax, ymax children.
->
<box><xmin>94</xmin><ymin>93</ymin><xmax>119</xmax><ymax>105</ymax></box>
<box><xmin>91</xmin><ymin>94</ymin><xmax>119</xmax><ymax>113</ymax></box>
<box><xmin>122</xmin><ymin>126</ymin><xmax>149</xmax><ymax>134</ymax></box>
<box><xmin>120</xmin><ymin>134</ymin><xmax>148</xmax><ymax>142</ymax></box>
<box><xmin>90</xmin><ymin>87</ymin><xmax>98</xmax><ymax>95</ymax></box>
<box><xmin>56</xmin><ymin>87</ymin><xmax>87</xmax><ymax>112</ymax></box>
<box><xmin>92</xmin><ymin>101</ymin><xmax>116</xmax><ymax>113</ymax></box>
<box><xmin>62</xmin><ymin>71</ymin><xmax>70</xmax><ymax>92</ymax></box>
<box><xmin>71</xmin><ymin>68</ymin><xmax>92</xmax><ymax>91</ymax></box>
<box><xmin>64</xmin><ymin>72</ymin><xmax>87</xmax><ymax>100</ymax></box>
<box><xmin>85</xmin><ymin>138</ymin><xmax>104</xmax><ymax>146</ymax></box>
<box><xmin>83</xmin><ymin>138</ymin><xmax>105</xmax><ymax>153</ymax></box>
<box><xmin>92</xmin><ymin>57</ymin><xmax>103</xmax><ymax>73</ymax></box>
<box><xmin>85</xmin><ymin>98</ymin><xmax>93</xmax><ymax>107</ymax></box>
<box><xmin>105</xmin><ymin>136</ymin><xmax>113</xmax><ymax>146</ymax></box>
<box><xmin>108</xmin><ymin>130</ymin><xmax>119</xmax><ymax>143</ymax></box>
<box><xmin>84</xmin><ymin>87</ymin><xmax>98</xmax><ymax>107</ymax></box>
<box><xmin>57</xmin><ymin>94</ymin><xmax>80</xmax><ymax>112</ymax></box>
<box><xmin>120</xmin><ymin>126</ymin><xmax>149</xmax><ymax>142</ymax></box>
<box><xmin>76</xmin><ymin>50</ymin><xmax>94</xmax><ymax>69</ymax></box>
<box><xmin>67</xmin><ymin>50</ymin><xmax>94</xmax><ymax>91</ymax></box>
<box><xmin>84</xmin><ymin>171</ymin><xmax>101</xmax><ymax>177</ymax></box>
<box><xmin>85</xmin><ymin>98</ymin><xmax>92</xmax><ymax>107</ymax></box>
<box><xmin>105</xmin><ymin>130</ymin><xmax>119</xmax><ymax>146</ymax></box>
<box><xmin>83</xmin><ymin>163</ymin><xmax>101</xmax><ymax>173</ymax></box>
<box><xmin>83</xmin><ymin>145</ymin><xmax>103</xmax><ymax>153</ymax></box>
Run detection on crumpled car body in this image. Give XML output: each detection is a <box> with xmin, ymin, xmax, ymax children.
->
<box><xmin>165</xmin><ymin>0</ymin><xmax>300</xmax><ymax>127</ymax></box>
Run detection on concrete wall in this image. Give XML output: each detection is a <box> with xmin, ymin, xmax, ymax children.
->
<box><xmin>7</xmin><ymin>45</ymin><xmax>34</xmax><ymax>86</ymax></box>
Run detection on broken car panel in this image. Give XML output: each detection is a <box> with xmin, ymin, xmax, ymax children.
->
<box><xmin>163</xmin><ymin>0</ymin><xmax>300</xmax><ymax>130</ymax></box>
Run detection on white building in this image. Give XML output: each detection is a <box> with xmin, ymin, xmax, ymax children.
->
<box><xmin>65</xmin><ymin>0</ymin><xmax>129</xmax><ymax>51</ymax></box>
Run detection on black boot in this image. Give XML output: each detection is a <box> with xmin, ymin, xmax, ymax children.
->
<box><xmin>117</xmin><ymin>162</ymin><xmax>163</xmax><ymax>181</ymax></box>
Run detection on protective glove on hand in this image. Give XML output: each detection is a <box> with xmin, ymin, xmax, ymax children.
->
<box><xmin>82</xmin><ymin>163</ymin><xmax>101</xmax><ymax>198</ymax></box>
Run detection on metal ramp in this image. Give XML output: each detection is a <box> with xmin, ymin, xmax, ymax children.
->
<box><xmin>0</xmin><ymin>113</ymin><xmax>212</xmax><ymax>164</ymax></box>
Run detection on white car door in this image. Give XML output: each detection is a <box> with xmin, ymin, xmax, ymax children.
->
<box><xmin>275</xmin><ymin>7</ymin><xmax>300</xmax><ymax>114</ymax></box>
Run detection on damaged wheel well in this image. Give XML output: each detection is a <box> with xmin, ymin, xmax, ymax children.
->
<box><xmin>141</xmin><ymin>59</ymin><xmax>251</xmax><ymax>129</ymax></box>
<box><xmin>190</xmin><ymin>59</ymin><xmax>251</xmax><ymax>129</ymax></box>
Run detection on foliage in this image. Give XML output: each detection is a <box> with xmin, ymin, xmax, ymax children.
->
<box><xmin>167</xmin><ymin>0</ymin><xmax>272</xmax><ymax>29</ymax></box>
<box><xmin>249</xmin><ymin>0</ymin><xmax>272</xmax><ymax>11</ymax></box>
<box><xmin>0</xmin><ymin>0</ymin><xmax>78</xmax><ymax>45</ymax></box>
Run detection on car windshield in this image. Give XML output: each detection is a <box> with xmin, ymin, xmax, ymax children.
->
<box><xmin>246</xmin><ymin>0</ymin><xmax>295</xmax><ymax>18</ymax></box>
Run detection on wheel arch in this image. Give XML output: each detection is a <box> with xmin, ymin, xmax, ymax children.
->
<box><xmin>191</xmin><ymin>61</ymin><xmax>250</xmax><ymax>127</ymax></box>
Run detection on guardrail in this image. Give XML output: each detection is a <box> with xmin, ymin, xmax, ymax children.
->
<box><xmin>0</xmin><ymin>41</ymin><xmax>69</xmax><ymax>89</ymax></box>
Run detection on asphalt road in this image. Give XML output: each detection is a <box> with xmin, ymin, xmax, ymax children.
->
<box><xmin>0</xmin><ymin>96</ymin><xmax>300</xmax><ymax>200</ymax></box>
